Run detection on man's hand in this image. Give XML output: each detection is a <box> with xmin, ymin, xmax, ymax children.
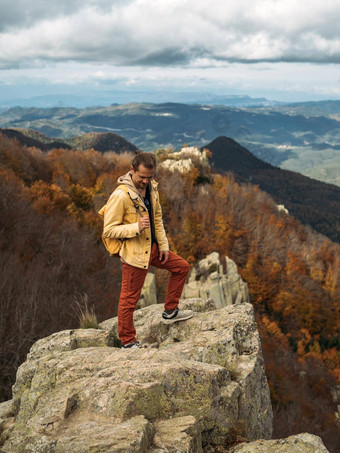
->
<box><xmin>159</xmin><ymin>250</ymin><xmax>169</xmax><ymax>264</ymax></box>
<box><xmin>138</xmin><ymin>215</ymin><xmax>150</xmax><ymax>232</ymax></box>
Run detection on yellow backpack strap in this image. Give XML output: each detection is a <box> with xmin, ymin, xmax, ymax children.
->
<box><xmin>117</xmin><ymin>185</ymin><xmax>144</xmax><ymax>217</ymax></box>
<box><xmin>116</xmin><ymin>184</ymin><xmax>129</xmax><ymax>193</ymax></box>
<box><xmin>98</xmin><ymin>185</ymin><xmax>129</xmax><ymax>219</ymax></box>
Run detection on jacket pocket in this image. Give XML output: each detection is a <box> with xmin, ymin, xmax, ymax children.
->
<box><xmin>126</xmin><ymin>206</ymin><xmax>140</xmax><ymax>223</ymax></box>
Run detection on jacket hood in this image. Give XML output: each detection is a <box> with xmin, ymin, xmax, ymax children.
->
<box><xmin>117</xmin><ymin>171</ymin><xmax>158</xmax><ymax>196</ymax></box>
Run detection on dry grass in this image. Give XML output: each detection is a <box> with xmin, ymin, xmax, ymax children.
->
<box><xmin>73</xmin><ymin>293</ymin><xmax>100</xmax><ymax>329</ymax></box>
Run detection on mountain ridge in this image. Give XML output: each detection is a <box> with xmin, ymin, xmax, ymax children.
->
<box><xmin>0</xmin><ymin>128</ymin><xmax>71</xmax><ymax>150</ymax></box>
<box><xmin>203</xmin><ymin>136</ymin><xmax>340</xmax><ymax>243</ymax></box>
<box><xmin>0</xmin><ymin>128</ymin><xmax>138</xmax><ymax>154</ymax></box>
<box><xmin>1</xmin><ymin>101</ymin><xmax>340</xmax><ymax>186</ymax></box>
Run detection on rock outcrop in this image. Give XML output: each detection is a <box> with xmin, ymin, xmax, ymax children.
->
<box><xmin>276</xmin><ymin>204</ymin><xmax>289</xmax><ymax>215</ymax></box>
<box><xmin>160</xmin><ymin>146</ymin><xmax>210</xmax><ymax>175</ymax></box>
<box><xmin>159</xmin><ymin>146</ymin><xmax>212</xmax><ymax>186</ymax></box>
<box><xmin>1</xmin><ymin>299</ymin><xmax>273</xmax><ymax>452</ymax></box>
<box><xmin>138</xmin><ymin>273</ymin><xmax>158</xmax><ymax>309</ymax></box>
<box><xmin>229</xmin><ymin>433</ymin><xmax>329</xmax><ymax>453</ymax></box>
<box><xmin>183</xmin><ymin>252</ymin><xmax>250</xmax><ymax>308</ymax></box>
<box><xmin>138</xmin><ymin>253</ymin><xmax>250</xmax><ymax>310</ymax></box>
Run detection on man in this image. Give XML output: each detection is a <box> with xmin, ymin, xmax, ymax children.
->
<box><xmin>102</xmin><ymin>151</ymin><xmax>193</xmax><ymax>349</ymax></box>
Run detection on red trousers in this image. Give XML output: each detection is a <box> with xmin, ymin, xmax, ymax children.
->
<box><xmin>118</xmin><ymin>243</ymin><xmax>190</xmax><ymax>345</ymax></box>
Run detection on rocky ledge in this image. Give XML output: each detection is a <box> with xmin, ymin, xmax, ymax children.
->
<box><xmin>0</xmin><ymin>298</ymin><xmax>329</xmax><ymax>452</ymax></box>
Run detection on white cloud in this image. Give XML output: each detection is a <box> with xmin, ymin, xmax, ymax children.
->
<box><xmin>1</xmin><ymin>60</ymin><xmax>340</xmax><ymax>100</ymax></box>
<box><xmin>0</xmin><ymin>0</ymin><xmax>340</xmax><ymax>69</ymax></box>
<box><xmin>0</xmin><ymin>0</ymin><xmax>339</xmax><ymax>103</ymax></box>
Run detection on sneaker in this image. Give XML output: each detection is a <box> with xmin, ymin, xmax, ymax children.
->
<box><xmin>162</xmin><ymin>308</ymin><xmax>194</xmax><ymax>324</ymax></box>
<box><xmin>121</xmin><ymin>341</ymin><xmax>142</xmax><ymax>349</ymax></box>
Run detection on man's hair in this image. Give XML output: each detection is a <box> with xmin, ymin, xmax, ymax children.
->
<box><xmin>131</xmin><ymin>151</ymin><xmax>157</xmax><ymax>171</ymax></box>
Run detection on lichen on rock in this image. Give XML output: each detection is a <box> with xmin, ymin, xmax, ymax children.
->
<box><xmin>1</xmin><ymin>300</ymin><xmax>274</xmax><ymax>452</ymax></box>
<box><xmin>229</xmin><ymin>433</ymin><xmax>330</xmax><ymax>453</ymax></box>
<box><xmin>182</xmin><ymin>252</ymin><xmax>250</xmax><ymax>308</ymax></box>
<box><xmin>1</xmin><ymin>297</ymin><xmax>328</xmax><ymax>452</ymax></box>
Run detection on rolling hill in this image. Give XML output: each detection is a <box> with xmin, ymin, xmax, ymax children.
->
<box><xmin>65</xmin><ymin>132</ymin><xmax>138</xmax><ymax>153</ymax></box>
<box><xmin>1</xmin><ymin>101</ymin><xmax>340</xmax><ymax>186</ymax></box>
<box><xmin>0</xmin><ymin>128</ymin><xmax>138</xmax><ymax>154</ymax></box>
<box><xmin>0</xmin><ymin>128</ymin><xmax>71</xmax><ymax>150</ymax></box>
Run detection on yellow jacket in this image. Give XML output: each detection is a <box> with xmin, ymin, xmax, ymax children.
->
<box><xmin>101</xmin><ymin>172</ymin><xmax>169</xmax><ymax>269</ymax></box>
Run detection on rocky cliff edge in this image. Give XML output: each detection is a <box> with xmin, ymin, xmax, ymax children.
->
<box><xmin>0</xmin><ymin>298</ymin><xmax>329</xmax><ymax>452</ymax></box>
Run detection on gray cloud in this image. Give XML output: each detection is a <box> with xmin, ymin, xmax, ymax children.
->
<box><xmin>0</xmin><ymin>0</ymin><xmax>83</xmax><ymax>32</ymax></box>
<box><xmin>134</xmin><ymin>47</ymin><xmax>210</xmax><ymax>67</ymax></box>
<box><xmin>0</xmin><ymin>0</ymin><xmax>340</xmax><ymax>69</ymax></box>
<box><xmin>0</xmin><ymin>0</ymin><xmax>125</xmax><ymax>32</ymax></box>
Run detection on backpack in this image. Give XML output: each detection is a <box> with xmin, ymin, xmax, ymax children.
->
<box><xmin>98</xmin><ymin>185</ymin><xmax>133</xmax><ymax>256</ymax></box>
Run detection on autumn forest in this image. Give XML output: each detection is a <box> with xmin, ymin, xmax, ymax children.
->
<box><xmin>0</xmin><ymin>133</ymin><xmax>339</xmax><ymax>452</ymax></box>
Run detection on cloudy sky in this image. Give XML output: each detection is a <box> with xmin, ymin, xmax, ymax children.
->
<box><xmin>0</xmin><ymin>0</ymin><xmax>340</xmax><ymax>105</ymax></box>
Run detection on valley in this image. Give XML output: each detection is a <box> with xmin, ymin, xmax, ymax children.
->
<box><xmin>0</xmin><ymin>101</ymin><xmax>340</xmax><ymax>186</ymax></box>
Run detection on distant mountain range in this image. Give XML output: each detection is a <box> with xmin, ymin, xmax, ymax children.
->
<box><xmin>0</xmin><ymin>93</ymin><xmax>279</xmax><ymax>109</ymax></box>
<box><xmin>0</xmin><ymin>101</ymin><xmax>340</xmax><ymax>187</ymax></box>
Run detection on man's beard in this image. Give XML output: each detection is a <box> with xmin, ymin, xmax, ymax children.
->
<box><xmin>134</xmin><ymin>179</ymin><xmax>146</xmax><ymax>191</ymax></box>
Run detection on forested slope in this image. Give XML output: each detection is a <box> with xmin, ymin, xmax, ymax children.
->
<box><xmin>205</xmin><ymin>136</ymin><xmax>340</xmax><ymax>244</ymax></box>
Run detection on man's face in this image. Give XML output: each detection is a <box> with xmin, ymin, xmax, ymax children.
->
<box><xmin>130</xmin><ymin>164</ymin><xmax>154</xmax><ymax>191</ymax></box>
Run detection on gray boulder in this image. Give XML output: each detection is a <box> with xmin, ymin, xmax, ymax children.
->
<box><xmin>135</xmin><ymin>253</ymin><xmax>250</xmax><ymax>310</ymax></box>
<box><xmin>138</xmin><ymin>272</ymin><xmax>158</xmax><ymax>308</ymax></box>
<box><xmin>229</xmin><ymin>433</ymin><xmax>330</xmax><ymax>452</ymax></box>
<box><xmin>1</xmin><ymin>299</ymin><xmax>272</xmax><ymax>452</ymax></box>
<box><xmin>183</xmin><ymin>252</ymin><xmax>250</xmax><ymax>308</ymax></box>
